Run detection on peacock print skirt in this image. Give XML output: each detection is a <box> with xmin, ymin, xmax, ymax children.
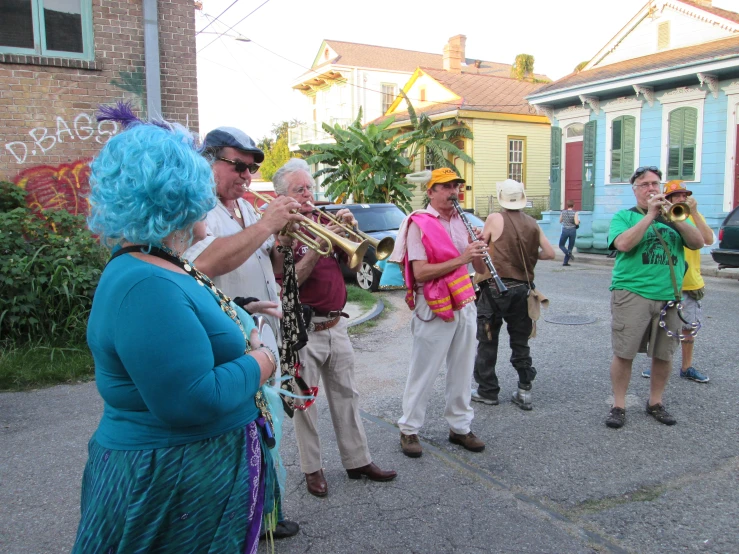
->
<box><xmin>72</xmin><ymin>421</ymin><xmax>269</xmax><ymax>554</ymax></box>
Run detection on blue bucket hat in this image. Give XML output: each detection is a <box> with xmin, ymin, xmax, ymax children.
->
<box><xmin>202</xmin><ymin>126</ymin><xmax>264</xmax><ymax>163</ymax></box>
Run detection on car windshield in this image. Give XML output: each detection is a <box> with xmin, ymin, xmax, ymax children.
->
<box><xmin>338</xmin><ymin>206</ymin><xmax>407</xmax><ymax>232</ymax></box>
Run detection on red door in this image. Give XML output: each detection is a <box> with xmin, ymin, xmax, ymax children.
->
<box><xmin>734</xmin><ymin>125</ymin><xmax>739</xmax><ymax>208</ymax></box>
<box><xmin>565</xmin><ymin>141</ymin><xmax>583</xmax><ymax>211</ymax></box>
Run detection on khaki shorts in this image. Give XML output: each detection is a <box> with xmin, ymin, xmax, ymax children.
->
<box><xmin>611</xmin><ymin>290</ymin><xmax>679</xmax><ymax>361</ymax></box>
<box><xmin>680</xmin><ymin>292</ymin><xmax>702</xmax><ymax>331</ymax></box>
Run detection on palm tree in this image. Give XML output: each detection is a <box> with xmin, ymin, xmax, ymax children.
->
<box><xmin>397</xmin><ymin>91</ymin><xmax>474</xmax><ymax>173</ymax></box>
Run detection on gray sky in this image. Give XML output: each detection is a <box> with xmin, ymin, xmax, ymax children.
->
<box><xmin>196</xmin><ymin>0</ymin><xmax>739</xmax><ymax>140</ymax></box>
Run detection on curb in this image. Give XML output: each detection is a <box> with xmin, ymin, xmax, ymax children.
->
<box><xmin>348</xmin><ymin>299</ymin><xmax>385</xmax><ymax>327</ymax></box>
<box><xmin>563</xmin><ymin>254</ymin><xmax>739</xmax><ymax>281</ymax></box>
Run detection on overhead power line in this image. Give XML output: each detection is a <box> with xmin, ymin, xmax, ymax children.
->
<box><xmin>196</xmin><ymin>0</ymin><xmax>242</xmax><ymax>35</ymax></box>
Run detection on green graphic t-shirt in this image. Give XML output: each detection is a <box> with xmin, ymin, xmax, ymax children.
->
<box><xmin>608</xmin><ymin>209</ymin><xmax>690</xmax><ymax>301</ymax></box>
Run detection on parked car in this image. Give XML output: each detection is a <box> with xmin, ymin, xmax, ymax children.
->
<box><xmin>711</xmin><ymin>205</ymin><xmax>739</xmax><ymax>269</ymax></box>
<box><xmin>320</xmin><ymin>203</ymin><xmax>406</xmax><ymax>291</ymax></box>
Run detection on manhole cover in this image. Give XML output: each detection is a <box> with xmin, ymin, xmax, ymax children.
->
<box><xmin>543</xmin><ymin>314</ymin><xmax>597</xmax><ymax>325</ymax></box>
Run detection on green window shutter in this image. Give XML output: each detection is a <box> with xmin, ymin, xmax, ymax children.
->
<box><xmin>611</xmin><ymin>118</ymin><xmax>622</xmax><ymax>182</ymax></box>
<box><xmin>681</xmin><ymin>108</ymin><xmax>697</xmax><ymax>180</ymax></box>
<box><xmin>667</xmin><ymin>107</ymin><xmax>698</xmax><ymax>180</ymax></box>
<box><xmin>622</xmin><ymin>116</ymin><xmax>636</xmax><ymax>182</ymax></box>
<box><xmin>550</xmin><ymin>126</ymin><xmax>562</xmax><ymax>209</ymax></box>
<box><xmin>582</xmin><ymin>120</ymin><xmax>596</xmax><ymax>210</ymax></box>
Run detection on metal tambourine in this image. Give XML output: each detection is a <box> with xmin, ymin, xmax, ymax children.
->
<box><xmin>254</xmin><ymin>315</ymin><xmax>281</xmax><ymax>381</ymax></box>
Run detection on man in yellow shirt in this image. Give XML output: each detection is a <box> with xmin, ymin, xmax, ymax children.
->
<box><xmin>642</xmin><ymin>181</ymin><xmax>714</xmax><ymax>383</ymax></box>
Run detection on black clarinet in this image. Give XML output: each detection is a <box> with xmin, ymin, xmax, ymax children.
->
<box><xmin>452</xmin><ymin>199</ymin><xmax>508</xmax><ymax>295</ymax></box>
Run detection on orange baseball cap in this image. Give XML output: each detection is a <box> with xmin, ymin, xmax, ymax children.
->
<box><xmin>663</xmin><ymin>180</ymin><xmax>692</xmax><ymax>198</ymax></box>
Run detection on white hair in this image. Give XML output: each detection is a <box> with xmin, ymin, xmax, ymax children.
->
<box><xmin>272</xmin><ymin>158</ymin><xmax>315</xmax><ymax>195</ymax></box>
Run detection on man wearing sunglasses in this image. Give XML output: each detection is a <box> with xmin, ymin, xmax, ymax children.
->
<box><xmin>183</xmin><ymin>126</ymin><xmax>302</xmax><ymax>540</ymax></box>
<box><xmin>605</xmin><ymin>166</ymin><xmax>704</xmax><ymax>430</ymax></box>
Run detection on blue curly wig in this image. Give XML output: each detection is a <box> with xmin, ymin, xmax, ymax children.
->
<box><xmin>88</xmin><ymin>114</ymin><xmax>216</xmax><ymax>247</ymax></box>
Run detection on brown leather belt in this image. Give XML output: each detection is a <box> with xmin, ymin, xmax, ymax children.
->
<box><xmin>310</xmin><ymin>316</ymin><xmax>341</xmax><ymax>332</ymax></box>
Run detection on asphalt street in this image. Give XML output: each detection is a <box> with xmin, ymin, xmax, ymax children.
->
<box><xmin>1</xmin><ymin>259</ymin><xmax>738</xmax><ymax>553</ymax></box>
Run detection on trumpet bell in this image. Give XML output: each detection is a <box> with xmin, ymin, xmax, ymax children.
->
<box><xmin>370</xmin><ymin>236</ymin><xmax>395</xmax><ymax>261</ymax></box>
<box><xmin>667</xmin><ymin>202</ymin><xmax>690</xmax><ymax>222</ymax></box>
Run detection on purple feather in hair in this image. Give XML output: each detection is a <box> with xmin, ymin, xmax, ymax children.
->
<box><xmin>96</xmin><ymin>101</ymin><xmax>142</xmax><ymax>128</ymax></box>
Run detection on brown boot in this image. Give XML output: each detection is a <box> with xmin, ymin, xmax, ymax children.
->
<box><xmin>400</xmin><ymin>432</ymin><xmax>422</xmax><ymax>458</ymax></box>
<box><xmin>448</xmin><ymin>430</ymin><xmax>485</xmax><ymax>452</ymax></box>
<box><xmin>305</xmin><ymin>469</ymin><xmax>328</xmax><ymax>497</ymax></box>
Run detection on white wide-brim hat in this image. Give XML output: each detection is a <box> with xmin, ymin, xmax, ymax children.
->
<box><xmin>496</xmin><ymin>179</ymin><xmax>527</xmax><ymax>210</ymax></box>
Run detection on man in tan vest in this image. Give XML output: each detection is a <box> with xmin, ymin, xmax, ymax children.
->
<box><xmin>471</xmin><ymin>179</ymin><xmax>555</xmax><ymax>410</ymax></box>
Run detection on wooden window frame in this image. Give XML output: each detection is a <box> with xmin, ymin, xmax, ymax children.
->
<box><xmin>0</xmin><ymin>0</ymin><xmax>94</xmax><ymax>60</ymax></box>
<box><xmin>667</xmin><ymin>106</ymin><xmax>698</xmax><ymax>181</ymax></box>
<box><xmin>658</xmin><ymin>90</ymin><xmax>705</xmax><ymax>183</ymax></box>
<box><xmin>380</xmin><ymin>83</ymin><xmax>396</xmax><ymax>115</ymax></box>
<box><xmin>507</xmin><ymin>136</ymin><xmax>526</xmax><ymax>184</ymax></box>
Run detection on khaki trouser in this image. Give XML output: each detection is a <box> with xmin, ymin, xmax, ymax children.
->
<box><xmin>293</xmin><ymin>317</ymin><xmax>371</xmax><ymax>473</ymax></box>
<box><xmin>398</xmin><ymin>295</ymin><xmax>477</xmax><ymax>436</ymax></box>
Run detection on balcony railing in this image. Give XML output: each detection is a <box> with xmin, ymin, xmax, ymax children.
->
<box><xmin>288</xmin><ymin>118</ymin><xmax>353</xmax><ymax>150</ymax></box>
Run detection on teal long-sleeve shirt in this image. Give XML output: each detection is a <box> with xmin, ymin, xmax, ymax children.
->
<box><xmin>87</xmin><ymin>254</ymin><xmax>261</xmax><ymax>450</ymax></box>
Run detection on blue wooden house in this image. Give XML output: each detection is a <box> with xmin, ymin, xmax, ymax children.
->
<box><xmin>527</xmin><ymin>0</ymin><xmax>739</xmax><ymax>252</ymax></box>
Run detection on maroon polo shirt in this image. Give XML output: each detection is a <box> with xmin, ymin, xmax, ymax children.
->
<box><xmin>292</xmin><ymin>240</ymin><xmax>347</xmax><ymax>313</ymax></box>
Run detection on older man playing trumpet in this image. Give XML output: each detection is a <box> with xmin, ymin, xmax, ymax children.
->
<box><xmin>273</xmin><ymin>158</ymin><xmax>396</xmax><ymax>498</ymax></box>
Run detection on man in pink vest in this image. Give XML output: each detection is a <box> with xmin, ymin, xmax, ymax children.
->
<box><xmin>391</xmin><ymin>168</ymin><xmax>489</xmax><ymax>458</ymax></box>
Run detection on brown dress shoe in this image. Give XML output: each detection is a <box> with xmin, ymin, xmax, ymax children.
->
<box><xmin>305</xmin><ymin>469</ymin><xmax>328</xmax><ymax>497</ymax></box>
<box><xmin>448</xmin><ymin>430</ymin><xmax>485</xmax><ymax>452</ymax></box>
<box><xmin>400</xmin><ymin>432</ymin><xmax>423</xmax><ymax>458</ymax></box>
<box><xmin>346</xmin><ymin>462</ymin><xmax>397</xmax><ymax>481</ymax></box>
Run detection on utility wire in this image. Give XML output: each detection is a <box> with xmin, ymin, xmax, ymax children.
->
<box><xmin>198</xmin><ymin>0</ymin><xmax>271</xmax><ymax>54</ymax></box>
<box><xmin>196</xmin><ymin>0</ymin><xmax>242</xmax><ymax>35</ymax></box>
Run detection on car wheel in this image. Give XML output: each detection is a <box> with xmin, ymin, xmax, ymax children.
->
<box><xmin>356</xmin><ymin>260</ymin><xmax>380</xmax><ymax>292</ymax></box>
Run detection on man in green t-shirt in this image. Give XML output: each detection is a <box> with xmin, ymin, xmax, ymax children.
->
<box><xmin>605</xmin><ymin>167</ymin><xmax>704</xmax><ymax>429</ymax></box>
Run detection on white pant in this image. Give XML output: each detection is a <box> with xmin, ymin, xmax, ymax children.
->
<box><xmin>398</xmin><ymin>295</ymin><xmax>477</xmax><ymax>435</ymax></box>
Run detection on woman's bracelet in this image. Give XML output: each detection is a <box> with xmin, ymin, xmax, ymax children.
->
<box><xmin>256</xmin><ymin>344</ymin><xmax>277</xmax><ymax>379</ymax></box>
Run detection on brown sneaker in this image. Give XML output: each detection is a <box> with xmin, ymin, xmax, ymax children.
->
<box><xmin>448</xmin><ymin>430</ymin><xmax>485</xmax><ymax>452</ymax></box>
<box><xmin>400</xmin><ymin>432</ymin><xmax>423</xmax><ymax>458</ymax></box>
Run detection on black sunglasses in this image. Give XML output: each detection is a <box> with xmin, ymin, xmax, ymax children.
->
<box><xmin>217</xmin><ymin>157</ymin><xmax>260</xmax><ymax>175</ymax></box>
<box><xmin>630</xmin><ymin>166</ymin><xmax>662</xmax><ymax>184</ymax></box>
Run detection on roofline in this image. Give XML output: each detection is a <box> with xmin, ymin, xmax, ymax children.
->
<box><xmin>586</xmin><ymin>0</ymin><xmax>739</xmax><ymax>71</ymax></box>
<box><xmin>386</xmin><ymin>110</ymin><xmax>549</xmax><ymax>128</ymax></box>
<box><xmin>292</xmin><ymin>64</ymin><xmax>416</xmax><ymax>89</ymax></box>
<box><xmin>586</xmin><ymin>1</ymin><xmax>652</xmax><ymax>70</ymax></box>
<box><xmin>526</xmin><ymin>54</ymin><xmax>739</xmax><ymax>104</ymax></box>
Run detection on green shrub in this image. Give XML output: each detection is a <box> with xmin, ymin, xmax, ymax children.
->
<box><xmin>0</xmin><ymin>182</ymin><xmax>108</xmax><ymax>345</ymax></box>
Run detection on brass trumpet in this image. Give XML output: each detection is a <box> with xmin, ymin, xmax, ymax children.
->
<box><xmin>315</xmin><ymin>208</ymin><xmax>395</xmax><ymax>261</ymax></box>
<box><xmin>250</xmin><ymin>190</ymin><xmax>370</xmax><ymax>269</ymax></box>
<box><xmin>649</xmin><ymin>194</ymin><xmax>691</xmax><ymax>222</ymax></box>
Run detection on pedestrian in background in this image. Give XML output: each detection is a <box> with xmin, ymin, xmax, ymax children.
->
<box><xmin>558</xmin><ymin>200</ymin><xmax>579</xmax><ymax>266</ymax></box>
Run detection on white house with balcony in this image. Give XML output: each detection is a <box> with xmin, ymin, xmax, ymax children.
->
<box><xmin>288</xmin><ymin>36</ymin><xmax>548</xmax><ymax>152</ymax></box>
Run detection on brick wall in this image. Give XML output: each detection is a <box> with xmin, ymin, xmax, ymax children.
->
<box><xmin>0</xmin><ymin>0</ymin><xmax>199</xmax><ymax>203</ymax></box>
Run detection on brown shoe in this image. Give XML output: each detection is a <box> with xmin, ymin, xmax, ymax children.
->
<box><xmin>346</xmin><ymin>462</ymin><xmax>397</xmax><ymax>481</ymax></box>
<box><xmin>448</xmin><ymin>430</ymin><xmax>485</xmax><ymax>452</ymax></box>
<box><xmin>400</xmin><ymin>432</ymin><xmax>423</xmax><ymax>458</ymax></box>
<box><xmin>305</xmin><ymin>469</ymin><xmax>328</xmax><ymax>497</ymax></box>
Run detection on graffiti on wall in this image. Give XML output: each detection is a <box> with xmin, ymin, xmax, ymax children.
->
<box><xmin>14</xmin><ymin>159</ymin><xmax>92</xmax><ymax>216</ymax></box>
<box><xmin>4</xmin><ymin>113</ymin><xmax>118</xmax><ymax>165</ymax></box>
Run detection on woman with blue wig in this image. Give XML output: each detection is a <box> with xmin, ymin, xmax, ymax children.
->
<box><xmin>73</xmin><ymin>105</ymin><xmax>280</xmax><ymax>553</ymax></box>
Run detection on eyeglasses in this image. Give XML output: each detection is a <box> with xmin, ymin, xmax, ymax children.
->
<box><xmin>291</xmin><ymin>185</ymin><xmax>314</xmax><ymax>195</ymax></box>
<box><xmin>217</xmin><ymin>157</ymin><xmax>260</xmax><ymax>175</ymax></box>
<box><xmin>633</xmin><ymin>181</ymin><xmax>662</xmax><ymax>189</ymax></box>
<box><xmin>630</xmin><ymin>166</ymin><xmax>662</xmax><ymax>183</ymax></box>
